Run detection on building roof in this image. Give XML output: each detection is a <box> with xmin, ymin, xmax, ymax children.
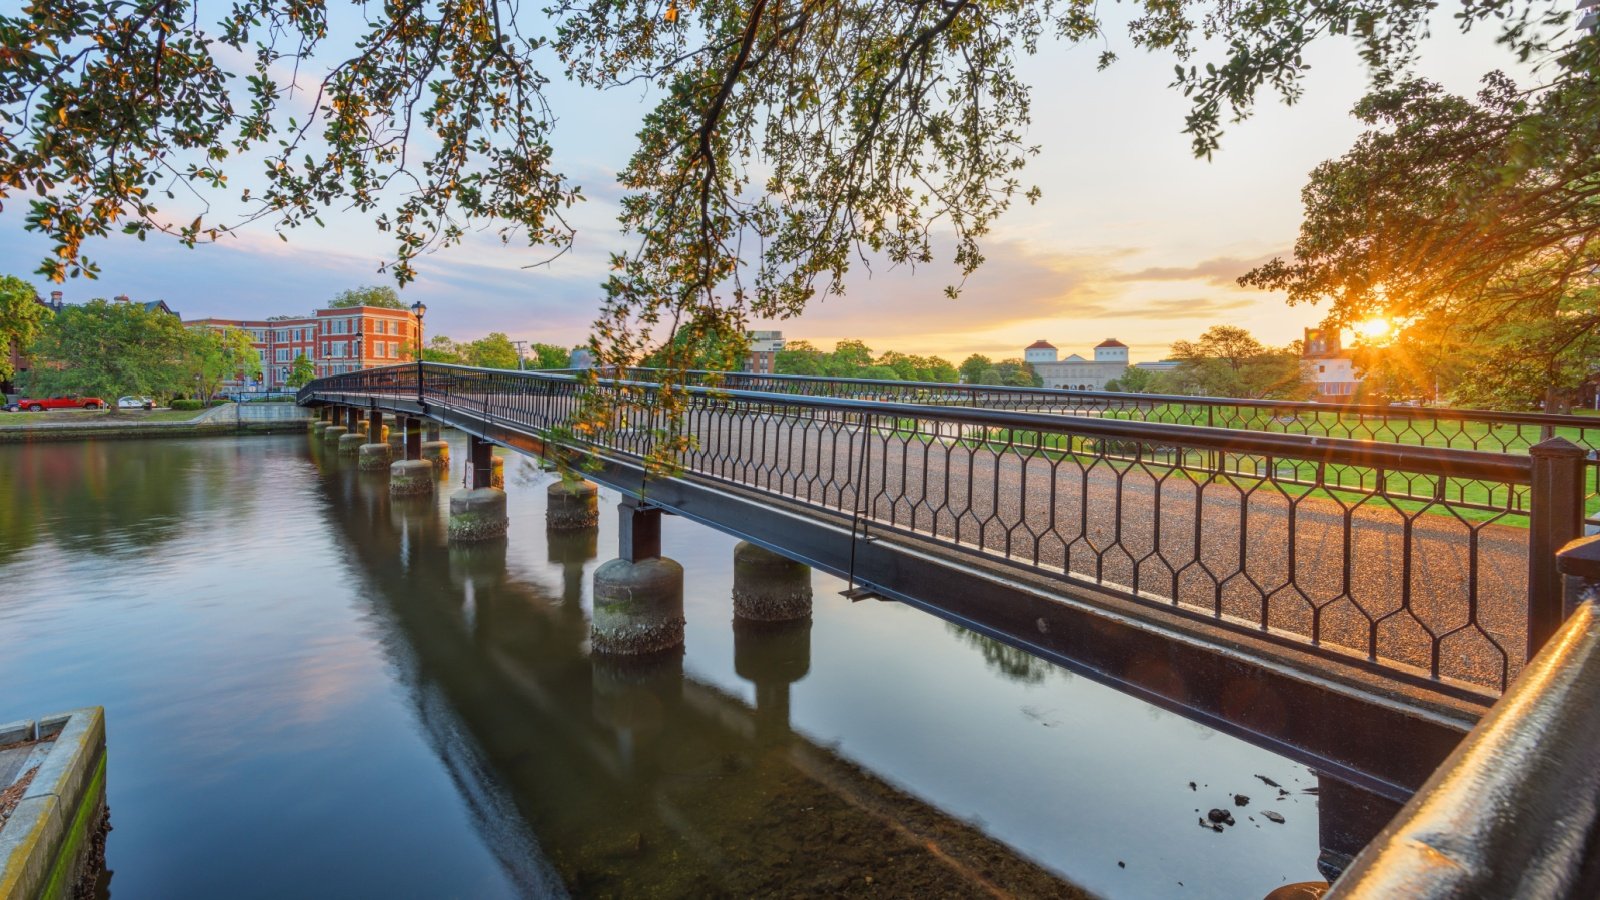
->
<box><xmin>1063</xmin><ymin>353</ymin><xmax>1087</xmax><ymax>362</ymax></box>
<box><xmin>1025</xmin><ymin>340</ymin><xmax>1057</xmax><ymax>350</ymax></box>
<box><xmin>1095</xmin><ymin>339</ymin><xmax>1127</xmax><ymax>349</ymax></box>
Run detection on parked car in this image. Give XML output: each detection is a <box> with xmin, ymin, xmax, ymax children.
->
<box><xmin>117</xmin><ymin>396</ymin><xmax>156</xmax><ymax>410</ymax></box>
<box><xmin>12</xmin><ymin>396</ymin><xmax>106</xmax><ymax>412</ymax></box>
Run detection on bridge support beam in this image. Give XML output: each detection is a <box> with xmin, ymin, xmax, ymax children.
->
<box><xmin>734</xmin><ymin>617</ymin><xmax>810</xmax><ymax>743</ymax></box>
<box><xmin>592</xmin><ymin>500</ymin><xmax>683</xmax><ymax>656</ymax></box>
<box><xmin>547</xmin><ymin>480</ymin><xmax>599</xmax><ymax>530</ymax></box>
<box><xmin>1316</xmin><ymin>774</ymin><xmax>1403</xmax><ymax>882</ymax></box>
<box><xmin>449</xmin><ymin>437</ymin><xmax>508</xmax><ymax>543</ymax></box>
<box><xmin>360</xmin><ymin>409</ymin><xmax>391</xmax><ymax>469</ymax></box>
<box><xmin>345</xmin><ymin>406</ymin><xmax>361</xmax><ymax>432</ymax></box>
<box><xmin>404</xmin><ymin>415</ymin><xmax>423</xmax><ymax>461</ymax></box>
<box><xmin>390</xmin><ymin>416</ymin><xmax>434</xmax><ymax>496</ymax></box>
<box><xmin>732</xmin><ymin>542</ymin><xmax>813</xmax><ymax>622</ymax></box>
<box><xmin>387</xmin><ymin>423</ymin><xmax>405</xmax><ymax>457</ymax></box>
<box><xmin>422</xmin><ymin>421</ymin><xmax>450</xmax><ymax>472</ymax></box>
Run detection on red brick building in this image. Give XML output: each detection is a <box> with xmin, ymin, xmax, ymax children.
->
<box><xmin>186</xmin><ymin>305</ymin><xmax>422</xmax><ymax>390</ymax></box>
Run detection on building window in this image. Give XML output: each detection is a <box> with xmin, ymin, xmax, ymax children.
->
<box><xmin>275</xmin><ymin>348</ymin><xmax>290</xmax><ymax>362</ymax></box>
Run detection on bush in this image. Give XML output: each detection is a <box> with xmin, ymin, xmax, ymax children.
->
<box><xmin>208</xmin><ymin>398</ymin><xmax>229</xmax><ymax>407</ymax></box>
<box><xmin>171</xmin><ymin>399</ymin><xmax>203</xmax><ymax>410</ymax></box>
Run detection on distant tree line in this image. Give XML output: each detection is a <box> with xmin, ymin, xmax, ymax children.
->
<box><xmin>1104</xmin><ymin>325</ymin><xmax>1312</xmax><ymax>401</ymax></box>
<box><xmin>422</xmin><ymin>333</ymin><xmax>575</xmax><ymax>370</ymax></box>
<box><xmin>9</xmin><ymin>289</ymin><xmax>263</xmax><ymax>407</ymax></box>
<box><xmin>775</xmin><ymin>340</ymin><xmax>963</xmax><ymax>383</ymax></box>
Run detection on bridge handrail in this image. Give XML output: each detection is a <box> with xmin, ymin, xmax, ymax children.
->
<box><xmin>611</xmin><ymin>366</ymin><xmax>1600</xmax><ymax>429</ymax></box>
<box><xmin>302</xmin><ymin>362</ymin><xmax>1590</xmax><ymax>692</ymax></box>
<box><xmin>1327</xmin><ymin>535</ymin><xmax>1600</xmax><ymax>898</ymax></box>
<box><xmin>301</xmin><ymin>362</ymin><xmax>1532</xmax><ymax>482</ymax></box>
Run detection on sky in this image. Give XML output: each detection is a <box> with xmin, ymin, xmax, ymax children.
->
<box><xmin>0</xmin><ymin>6</ymin><xmax>1543</xmax><ymax>365</ymax></box>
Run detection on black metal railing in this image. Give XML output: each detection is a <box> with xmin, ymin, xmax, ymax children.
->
<box><xmin>605</xmin><ymin>367</ymin><xmax>1600</xmax><ymax>522</ymax></box>
<box><xmin>302</xmin><ymin>363</ymin><xmax>1591</xmax><ymax>693</ymax></box>
<box><xmin>1326</xmin><ymin>535</ymin><xmax>1600</xmax><ymax>898</ymax></box>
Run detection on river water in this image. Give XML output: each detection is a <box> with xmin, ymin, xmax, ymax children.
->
<box><xmin>0</xmin><ymin>434</ymin><xmax>1322</xmax><ymax>898</ymax></box>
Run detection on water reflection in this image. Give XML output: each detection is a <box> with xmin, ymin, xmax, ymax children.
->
<box><xmin>0</xmin><ymin>441</ymin><xmax>250</xmax><ymax>563</ymax></box>
<box><xmin>312</xmin><ymin>442</ymin><xmax>1086</xmax><ymax>897</ymax></box>
<box><xmin>946</xmin><ymin>623</ymin><xmax>1064</xmax><ymax>685</ymax></box>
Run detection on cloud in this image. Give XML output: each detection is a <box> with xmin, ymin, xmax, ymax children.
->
<box><xmin>1112</xmin><ymin>297</ymin><xmax>1258</xmax><ymax>318</ymax></box>
<box><xmin>1113</xmin><ymin>253</ymin><xmax>1282</xmax><ymax>287</ymax></box>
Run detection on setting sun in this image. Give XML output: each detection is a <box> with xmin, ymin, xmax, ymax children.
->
<box><xmin>1356</xmin><ymin>317</ymin><xmax>1394</xmax><ymax>341</ymax></box>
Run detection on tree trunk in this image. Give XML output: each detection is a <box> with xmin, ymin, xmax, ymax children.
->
<box><xmin>1545</xmin><ymin>385</ymin><xmax>1572</xmax><ymax>416</ymax></box>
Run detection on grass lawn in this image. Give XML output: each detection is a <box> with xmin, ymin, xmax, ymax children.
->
<box><xmin>0</xmin><ymin>407</ymin><xmax>212</xmax><ymax>427</ymax></box>
<box><xmin>1095</xmin><ymin>402</ymin><xmax>1600</xmax><ymax>454</ymax></box>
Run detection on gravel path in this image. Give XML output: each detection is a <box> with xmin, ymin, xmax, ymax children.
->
<box><xmin>679</xmin><ymin>411</ymin><xmax>1529</xmax><ymax>691</ymax></box>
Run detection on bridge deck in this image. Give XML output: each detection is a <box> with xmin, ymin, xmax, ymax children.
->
<box><xmin>303</xmin><ymin>363</ymin><xmax>1576</xmax><ymax>803</ymax></box>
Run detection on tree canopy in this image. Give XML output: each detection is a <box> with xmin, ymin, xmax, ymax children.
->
<box><xmin>4</xmin><ymin>0</ymin><xmax>1589</xmax><ymax>364</ymax></box>
<box><xmin>1163</xmin><ymin>325</ymin><xmax>1310</xmax><ymax>400</ymax></box>
<box><xmin>189</xmin><ymin>326</ymin><xmax>263</xmax><ymax>400</ymax></box>
<box><xmin>329</xmin><ymin>286</ymin><xmax>406</xmax><ymax>310</ymax></box>
<box><xmin>465</xmin><ymin>332</ymin><xmax>522</xmax><ymax>369</ymax></box>
<box><xmin>286</xmin><ymin>353</ymin><xmax>316</xmax><ymax>388</ymax></box>
<box><xmin>0</xmin><ymin>274</ymin><xmax>48</xmax><ymax>383</ymax></box>
<box><xmin>1243</xmin><ymin>73</ymin><xmax>1600</xmax><ymax>411</ymax></box>
<box><xmin>24</xmin><ymin>299</ymin><xmax>194</xmax><ymax>402</ymax></box>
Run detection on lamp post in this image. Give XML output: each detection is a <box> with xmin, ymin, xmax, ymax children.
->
<box><xmin>353</xmin><ymin>332</ymin><xmax>363</xmax><ymax>373</ymax></box>
<box><xmin>411</xmin><ymin>301</ymin><xmax>427</xmax><ymax>361</ymax></box>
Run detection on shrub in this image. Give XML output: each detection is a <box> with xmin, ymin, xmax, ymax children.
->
<box><xmin>171</xmin><ymin>399</ymin><xmax>203</xmax><ymax>410</ymax></box>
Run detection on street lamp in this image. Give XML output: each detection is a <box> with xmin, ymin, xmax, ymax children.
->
<box><xmin>353</xmin><ymin>332</ymin><xmax>363</xmax><ymax>372</ymax></box>
<box><xmin>411</xmin><ymin>301</ymin><xmax>427</xmax><ymax>360</ymax></box>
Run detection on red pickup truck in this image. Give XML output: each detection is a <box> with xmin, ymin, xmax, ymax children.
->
<box><xmin>9</xmin><ymin>396</ymin><xmax>106</xmax><ymax>412</ymax></box>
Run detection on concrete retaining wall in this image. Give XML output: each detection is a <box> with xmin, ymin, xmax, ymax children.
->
<box><xmin>0</xmin><ymin>708</ymin><xmax>109</xmax><ymax>900</ymax></box>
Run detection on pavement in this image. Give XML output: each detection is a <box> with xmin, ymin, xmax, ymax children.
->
<box><xmin>683</xmin><ymin>412</ymin><xmax>1529</xmax><ymax>691</ymax></box>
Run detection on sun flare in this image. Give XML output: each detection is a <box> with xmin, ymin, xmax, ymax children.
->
<box><xmin>1356</xmin><ymin>317</ymin><xmax>1394</xmax><ymax>341</ymax></box>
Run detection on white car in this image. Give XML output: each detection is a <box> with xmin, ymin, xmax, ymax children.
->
<box><xmin>117</xmin><ymin>396</ymin><xmax>155</xmax><ymax>410</ymax></box>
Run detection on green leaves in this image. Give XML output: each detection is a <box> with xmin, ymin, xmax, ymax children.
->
<box><xmin>1241</xmin><ymin>70</ymin><xmax>1600</xmax><ymax>409</ymax></box>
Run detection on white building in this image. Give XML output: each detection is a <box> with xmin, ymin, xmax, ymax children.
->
<box><xmin>1303</xmin><ymin>328</ymin><xmax>1361</xmax><ymax>401</ymax></box>
<box><xmin>1025</xmin><ymin>339</ymin><xmax>1130</xmax><ymax>391</ymax></box>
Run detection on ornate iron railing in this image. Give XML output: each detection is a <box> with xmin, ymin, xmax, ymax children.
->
<box><xmin>604</xmin><ymin>367</ymin><xmax>1600</xmax><ymax>522</ymax></box>
<box><xmin>1328</xmin><ymin>537</ymin><xmax>1600</xmax><ymax>897</ymax></box>
<box><xmin>302</xmin><ymin>362</ymin><xmax>1590</xmax><ymax>694</ymax></box>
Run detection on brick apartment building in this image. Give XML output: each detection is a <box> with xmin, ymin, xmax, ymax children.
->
<box><xmin>186</xmin><ymin>305</ymin><xmax>422</xmax><ymax>390</ymax></box>
<box><xmin>745</xmin><ymin>330</ymin><xmax>784</xmax><ymax>374</ymax></box>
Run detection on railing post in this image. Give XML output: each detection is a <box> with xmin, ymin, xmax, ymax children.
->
<box><xmin>1558</xmin><ymin>534</ymin><xmax>1600</xmax><ymax>620</ymax></box>
<box><xmin>1528</xmin><ymin>437</ymin><xmax>1587</xmax><ymax>658</ymax></box>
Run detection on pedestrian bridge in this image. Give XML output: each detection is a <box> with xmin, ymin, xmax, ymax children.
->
<box><xmin>299</xmin><ymin>361</ymin><xmax>1598</xmax><ymax>885</ymax></box>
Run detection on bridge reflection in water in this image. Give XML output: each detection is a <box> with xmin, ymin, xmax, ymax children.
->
<box><xmin>308</xmin><ymin>435</ymin><xmax>1098</xmax><ymax>897</ymax></box>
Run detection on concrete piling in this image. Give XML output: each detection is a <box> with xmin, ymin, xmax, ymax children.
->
<box><xmin>547</xmin><ymin>480</ymin><xmax>599</xmax><ymax>530</ymax></box>
<box><xmin>358</xmin><ymin>442</ymin><xmax>392</xmax><ymax>471</ymax></box>
<box><xmin>591</xmin><ymin>557</ymin><xmax>685</xmax><ymax>655</ymax></box>
<box><xmin>422</xmin><ymin>439</ymin><xmax>450</xmax><ymax>472</ymax></box>
<box><xmin>323</xmin><ymin>424</ymin><xmax>349</xmax><ymax>445</ymax></box>
<box><xmin>389</xmin><ymin>459</ymin><xmax>435</xmax><ymax>496</ymax></box>
<box><xmin>592</xmin><ymin>500</ymin><xmax>683</xmax><ymax>655</ymax></box>
<box><xmin>732</xmin><ymin>542</ymin><xmax>814</xmax><ymax>622</ymax></box>
<box><xmin>337</xmin><ymin>432</ymin><xmax>365</xmax><ymax>456</ymax></box>
<box><xmin>448</xmin><ymin>488</ymin><xmax>509</xmax><ymax>543</ymax></box>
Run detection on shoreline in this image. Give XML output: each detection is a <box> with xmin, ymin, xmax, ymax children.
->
<box><xmin>0</xmin><ymin>407</ymin><xmax>309</xmax><ymax>443</ymax></box>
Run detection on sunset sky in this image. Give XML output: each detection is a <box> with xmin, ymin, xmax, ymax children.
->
<box><xmin>0</xmin><ymin>8</ymin><xmax>1534</xmax><ymax>365</ymax></box>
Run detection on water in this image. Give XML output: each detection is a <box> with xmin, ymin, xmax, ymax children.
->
<box><xmin>0</xmin><ymin>434</ymin><xmax>1323</xmax><ymax>898</ymax></box>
